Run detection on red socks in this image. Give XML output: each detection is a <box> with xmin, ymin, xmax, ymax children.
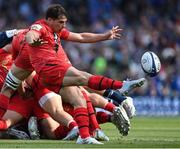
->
<box><xmin>88</xmin><ymin>75</ymin><xmax>123</xmax><ymax>90</ymax></box>
<box><xmin>0</xmin><ymin>119</ymin><xmax>7</xmax><ymax>130</ymax></box>
<box><xmin>96</xmin><ymin>112</ymin><xmax>111</xmax><ymax>124</ymax></box>
<box><xmin>54</xmin><ymin>125</ymin><xmax>69</xmax><ymax>139</ymax></box>
<box><xmin>54</xmin><ymin>121</ymin><xmax>77</xmax><ymax>139</ymax></box>
<box><xmin>74</xmin><ymin>107</ymin><xmax>90</xmax><ymax>139</ymax></box>
<box><xmin>0</xmin><ymin>94</ymin><xmax>9</xmax><ymax>118</ymax></box>
<box><xmin>81</xmin><ymin>91</ymin><xmax>100</xmax><ymax>133</ymax></box>
<box><xmin>104</xmin><ymin>102</ymin><xmax>116</xmax><ymax>113</ymax></box>
<box><xmin>68</xmin><ymin>120</ymin><xmax>77</xmax><ymax>130</ymax></box>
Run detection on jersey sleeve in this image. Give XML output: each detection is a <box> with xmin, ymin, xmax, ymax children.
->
<box><xmin>60</xmin><ymin>28</ymin><xmax>70</xmax><ymax>40</ymax></box>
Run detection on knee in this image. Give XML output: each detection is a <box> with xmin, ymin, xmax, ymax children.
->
<box><xmin>49</xmin><ymin>105</ymin><xmax>64</xmax><ymax>116</ymax></box>
<box><xmin>39</xmin><ymin>93</ymin><xmax>64</xmax><ymax>116</ymax></box>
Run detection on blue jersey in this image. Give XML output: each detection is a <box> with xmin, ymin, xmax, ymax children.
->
<box><xmin>0</xmin><ymin>29</ymin><xmax>17</xmax><ymax>48</ymax></box>
<box><xmin>0</xmin><ymin>31</ymin><xmax>13</xmax><ymax>48</ymax></box>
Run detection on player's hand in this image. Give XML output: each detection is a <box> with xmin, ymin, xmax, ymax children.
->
<box><xmin>26</xmin><ymin>31</ymin><xmax>48</xmax><ymax>46</ymax></box>
<box><xmin>30</xmin><ymin>38</ymin><xmax>48</xmax><ymax>46</ymax></box>
<box><xmin>108</xmin><ymin>26</ymin><xmax>122</xmax><ymax>40</ymax></box>
<box><xmin>18</xmin><ymin>81</ymin><xmax>34</xmax><ymax>99</ymax></box>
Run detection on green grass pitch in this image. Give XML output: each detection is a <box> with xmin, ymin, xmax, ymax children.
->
<box><xmin>0</xmin><ymin>117</ymin><xmax>180</xmax><ymax>148</ymax></box>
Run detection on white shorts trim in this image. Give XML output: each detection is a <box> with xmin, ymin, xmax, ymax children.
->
<box><xmin>39</xmin><ymin>92</ymin><xmax>57</xmax><ymax>107</ymax></box>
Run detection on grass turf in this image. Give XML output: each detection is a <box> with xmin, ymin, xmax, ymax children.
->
<box><xmin>0</xmin><ymin>117</ymin><xmax>180</xmax><ymax>148</ymax></box>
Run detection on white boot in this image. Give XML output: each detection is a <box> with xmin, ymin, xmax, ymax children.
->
<box><xmin>118</xmin><ymin>78</ymin><xmax>146</xmax><ymax>95</ymax></box>
<box><xmin>76</xmin><ymin>136</ymin><xmax>103</xmax><ymax>144</ymax></box>
<box><xmin>94</xmin><ymin>129</ymin><xmax>109</xmax><ymax>141</ymax></box>
<box><xmin>121</xmin><ymin>96</ymin><xmax>136</xmax><ymax>119</ymax></box>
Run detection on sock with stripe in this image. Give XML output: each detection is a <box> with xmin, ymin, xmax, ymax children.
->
<box><xmin>96</xmin><ymin>112</ymin><xmax>111</xmax><ymax>124</ymax></box>
<box><xmin>74</xmin><ymin>107</ymin><xmax>90</xmax><ymax>139</ymax></box>
<box><xmin>88</xmin><ymin>75</ymin><xmax>123</xmax><ymax>90</ymax></box>
<box><xmin>54</xmin><ymin>125</ymin><xmax>69</xmax><ymax>139</ymax></box>
<box><xmin>104</xmin><ymin>102</ymin><xmax>116</xmax><ymax>113</ymax></box>
<box><xmin>68</xmin><ymin>120</ymin><xmax>78</xmax><ymax>131</ymax></box>
<box><xmin>81</xmin><ymin>91</ymin><xmax>100</xmax><ymax>134</ymax></box>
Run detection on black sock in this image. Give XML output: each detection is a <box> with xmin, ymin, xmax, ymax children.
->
<box><xmin>103</xmin><ymin>89</ymin><xmax>127</xmax><ymax>105</ymax></box>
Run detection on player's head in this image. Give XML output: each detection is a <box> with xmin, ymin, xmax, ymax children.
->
<box><xmin>46</xmin><ymin>4</ymin><xmax>68</xmax><ymax>33</ymax></box>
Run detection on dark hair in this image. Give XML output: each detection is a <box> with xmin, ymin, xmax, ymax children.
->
<box><xmin>45</xmin><ymin>4</ymin><xmax>67</xmax><ymax>20</ymax></box>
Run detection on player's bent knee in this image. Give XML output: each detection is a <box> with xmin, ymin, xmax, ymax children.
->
<box><xmin>4</xmin><ymin>70</ymin><xmax>22</xmax><ymax>90</ymax></box>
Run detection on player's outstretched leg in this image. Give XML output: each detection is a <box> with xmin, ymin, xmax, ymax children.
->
<box><xmin>118</xmin><ymin>78</ymin><xmax>146</xmax><ymax>95</ymax></box>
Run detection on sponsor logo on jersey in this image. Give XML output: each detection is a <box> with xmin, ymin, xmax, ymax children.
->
<box><xmin>31</xmin><ymin>24</ymin><xmax>42</xmax><ymax>31</ymax></box>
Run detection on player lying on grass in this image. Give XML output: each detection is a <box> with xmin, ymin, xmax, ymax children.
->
<box><xmin>28</xmin><ymin>86</ymin><xmax>135</xmax><ymax>141</ymax></box>
<box><xmin>24</xmin><ymin>87</ymin><xmax>134</xmax><ymax>141</ymax></box>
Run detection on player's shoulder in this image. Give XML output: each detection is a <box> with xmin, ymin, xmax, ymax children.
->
<box><xmin>31</xmin><ymin>24</ymin><xmax>43</xmax><ymax>32</ymax></box>
<box><xmin>30</xmin><ymin>19</ymin><xmax>47</xmax><ymax>32</ymax></box>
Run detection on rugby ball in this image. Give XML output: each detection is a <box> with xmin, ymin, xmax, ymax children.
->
<box><xmin>141</xmin><ymin>51</ymin><xmax>161</xmax><ymax>77</ymax></box>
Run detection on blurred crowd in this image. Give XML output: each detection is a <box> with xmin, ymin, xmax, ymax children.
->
<box><xmin>0</xmin><ymin>0</ymin><xmax>180</xmax><ymax>99</ymax></box>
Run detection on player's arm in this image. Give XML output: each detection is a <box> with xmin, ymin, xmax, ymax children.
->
<box><xmin>25</xmin><ymin>30</ymin><xmax>42</xmax><ymax>46</ymax></box>
<box><xmin>0</xmin><ymin>29</ymin><xmax>17</xmax><ymax>48</ymax></box>
<box><xmin>25</xmin><ymin>24</ymin><xmax>47</xmax><ymax>46</ymax></box>
<box><xmin>67</xmin><ymin>26</ymin><xmax>122</xmax><ymax>43</ymax></box>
